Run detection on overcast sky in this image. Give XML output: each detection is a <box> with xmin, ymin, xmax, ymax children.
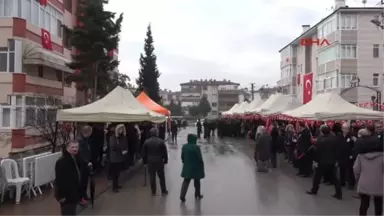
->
<box><xmin>106</xmin><ymin>0</ymin><xmax>370</xmax><ymax>91</ymax></box>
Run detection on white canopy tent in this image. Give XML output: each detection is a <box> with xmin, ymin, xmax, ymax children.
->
<box><xmin>232</xmin><ymin>101</ymin><xmax>250</xmax><ymax>114</ymax></box>
<box><xmin>262</xmin><ymin>95</ymin><xmax>302</xmax><ymax>116</ymax></box>
<box><xmin>56</xmin><ymin>86</ymin><xmax>165</xmax><ymax>123</ymax></box>
<box><xmin>247</xmin><ymin>93</ymin><xmax>281</xmax><ymax>113</ymax></box>
<box><xmin>245</xmin><ymin>95</ymin><xmax>265</xmax><ymax>113</ymax></box>
<box><xmin>222</xmin><ymin>103</ymin><xmax>239</xmax><ymax>115</ymax></box>
<box><xmin>283</xmin><ymin>92</ymin><xmax>384</xmax><ymax>120</ymax></box>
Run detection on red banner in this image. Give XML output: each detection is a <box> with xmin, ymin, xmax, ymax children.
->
<box><xmin>39</xmin><ymin>0</ymin><xmax>48</xmax><ymax>6</ymax></box>
<box><xmin>303</xmin><ymin>73</ymin><xmax>313</xmax><ymax>104</ymax></box>
<box><xmin>41</xmin><ymin>29</ymin><xmax>53</xmax><ymax>50</ymax></box>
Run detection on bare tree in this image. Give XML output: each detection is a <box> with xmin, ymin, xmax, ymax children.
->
<box><xmin>25</xmin><ymin>96</ymin><xmax>71</xmax><ymax>153</ymax></box>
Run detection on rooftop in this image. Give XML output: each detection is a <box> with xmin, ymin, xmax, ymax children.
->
<box><xmin>180</xmin><ymin>79</ymin><xmax>240</xmax><ymax>86</ymax></box>
<box><xmin>279</xmin><ymin>7</ymin><xmax>383</xmax><ymax>52</ymax></box>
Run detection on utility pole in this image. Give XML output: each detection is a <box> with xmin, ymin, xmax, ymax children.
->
<box><xmin>250</xmin><ymin>83</ymin><xmax>255</xmax><ymax>100</ymax></box>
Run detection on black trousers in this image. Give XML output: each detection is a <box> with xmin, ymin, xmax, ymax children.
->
<box><xmin>339</xmin><ymin>162</ymin><xmax>356</xmax><ymax>188</ymax></box>
<box><xmin>359</xmin><ymin>194</ymin><xmax>383</xmax><ymax>216</ymax></box>
<box><xmin>60</xmin><ymin>203</ymin><xmax>77</xmax><ymax>215</ymax></box>
<box><xmin>110</xmin><ymin>162</ymin><xmax>121</xmax><ymax>190</ymax></box>
<box><xmin>311</xmin><ymin>164</ymin><xmax>342</xmax><ymax>196</ymax></box>
<box><xmin>171</xmin><ymin>132</ymin><xmax>177</xmax><ymax>142</ymax></box>
<box><xmin>298</xmin><ymin>154</ymin><xmax>312</xmax><ymax>175</ymax></box>
<box><xmin>180</xmin><ymin>178</ymin><xmax>201</xmax><ymax>199</ymax></box>
<box><xmin>148</xmin><ymin>162</ymin><xmax>167</xmax><ymax>194</ymax></box>
<box><xmin>79</xmin><ymin>168</ymin><xmax>89</xmax><ymax>199</ymax></box>
<box><xmin>270</xmin><ymin>152</ymin><xmax>277</xmax><ymax>168</ymax></box>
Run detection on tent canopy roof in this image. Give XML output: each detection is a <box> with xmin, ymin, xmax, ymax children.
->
<box><xmin>283</xmin><ymin>92</ymin><xmax>384</xmax><ymax>120</ymax></box>
<box><xmin>222</xmin><ymin>103</ymin><xmax>239</xmax><ymax>115</ymax></box>
<box><xmin>136</xmin><ymin>92</ymin><xmax>170</xmax><ymax>116</ymax></box>
<box><xmin>56</xmin><ymin>86</ymin><xmax>165</xmax><ymax>123</ymax></box>
<box><xmin>262</xmin><ymin>95</ymin><xmax>302</xmax><ymax>116</ymax></box>
<box><xmin>232</xmin><ymin>101</ymin><xmax>250</xmax><ymax>114</ymax></box>
<box><xmin>245</xmin><ymin>97</ymin><xmax>265</xmax><ymax>113</ymax></box>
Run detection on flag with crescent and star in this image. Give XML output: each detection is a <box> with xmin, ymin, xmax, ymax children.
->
<box><xmin>303</xmin><ymin>73</ymin><xmax>313</xmax><ymax>104</ymax></box>
<box><xmin>41</xmin><ymin>29</ymin><xmax>53</xmax><ymax>50</ymax></box>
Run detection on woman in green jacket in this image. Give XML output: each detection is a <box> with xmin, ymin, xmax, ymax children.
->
<box><xmin>180</xmin><ymin>134</ymin><xmax>205</xmax><ymax>202</ymax></box>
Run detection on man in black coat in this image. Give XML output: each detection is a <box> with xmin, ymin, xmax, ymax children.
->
<box><xmin>337</xmin><ymin>122</ymin><xmax>355</xmax><ymax>189</ymax></box>
<box><xmin>78</xmin><ymin>125</ymin><xmax>93</xmax><ymax>204</ymax></box>
<box><xmin>141</xmin><ymin>128</ymin><xmax>168</xmax><ymax>196</ymax></box>
<box><xmin>270</xmin><ymin>123</ymin><xmax>279</xmax><ymax>168</ymax></box>
<box><xmin>55</xmin><ymin>140</ymin><xmax>81</xmax><ymax>215</ymax></box>
<box><xmin>296</xmin><ymin>122</ymin><xmax>313</xmax><ymax>177</ymax></box>
<box><xmin>307</xmin><ymin>125</ymin><xmax>342</xmax><ymax>200</ymax></box>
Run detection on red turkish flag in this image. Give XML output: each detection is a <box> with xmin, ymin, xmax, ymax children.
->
<box><xmin>39</xmin><ymin>0</ymin><xmax>48</xmax><ymax>6</ymax></box>
<box><xmin>41</xmin><ymin>29</ymin><xmax>53</xmax><ymax>50</ymax></box>
<box><xmin>303</xmin><ymin>73</ymin><xmax>313</xmax><ymax>104</ymax></box>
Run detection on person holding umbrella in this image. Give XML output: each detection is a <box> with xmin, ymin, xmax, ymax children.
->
<box><xmin>55</xmin><ymin>140</ymin><xmax>81</xmax><ymax>215</ymax></box>
<box><xmin>180</xmin><ymin>134</ymin><xmax>205</xmax><ymax>202</ymax></box>
<box><xmin>109</xmin><ymin>124</ymin><xmax>128</xmax><ymax>192</ymax></box>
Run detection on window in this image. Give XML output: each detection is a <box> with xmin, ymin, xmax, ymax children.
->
<box><xmin>373</xmin><ymin>44</ymin><xmax>379</xmax><ymax>58</ymax></box>
<box><xmin>0</xmin><ymin>0</ymin><xmax>16</xmax><ymax>17</ymax></box>
<box><xmin>211</xmin><ymin>102</ymin><xmax>217</xmax><ymax>107</ymax></box>
<box><xmin>15</xmin><ymin>0</ymin><xmax>63</xmax><ymax>38</ymax></box>
<box><xmin>373</xmin><ymin>73</ymin><xmax>379</xmax><ymax>87</ymax></box>
<box><xmin>0</xmin><ymin>39</ymin><xmax>15</xmax><ymax>72</ymax></box>
<box><xmin>38</xmin><ymin>66</ymin><xmax>43</xmax><ymax>77</ymax></box>
<box><xmin>2</xmin><ymin>107</ymin><xmax>10</xmax><ymax>127</ymax></box>
<box><xmin>0</xmin><ymin>53</ymin><xmax>7</xmax><ymax>71</ymax></box>
<box><xmin>341</xmin><ymin>15</ymin><xmax>357</xmax><ymax>30</ymax></box>
<box><xmin>316</xmin><ymin>71</ymin><xmax>338</xmax><ymax>91</ymax></box>
<box><xmin>56</xmin><ymin>70</ymin><xmax>63</xmax><ymax>81</ymax></box>
<box><xmin>340</xmin><ymin>44</ymin><xmax>357</xmax><ymax>59</ymax></box>
<box><xmin>318</xmin><ymin>46</ymin><xmax>338</xmax><ymax>64</ymax></box>
<box><xmin>339</xmin><ymin>73</ymin><xmax>353</xmax><ymax>88</ymax></box>
<box><xmin>24</xmin><ymin>96</ymin><xmax>60</xmax><ymax>127</ymax></box>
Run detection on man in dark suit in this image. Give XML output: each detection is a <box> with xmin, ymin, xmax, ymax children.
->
<box><xmin>307</xmin><ymin>125</ymin><xmax>342</xmax><ymax>200</ymax></box>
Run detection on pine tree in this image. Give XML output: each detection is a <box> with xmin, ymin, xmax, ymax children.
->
<box><xmin>198</xmin><ymin>95</ymin><xmax>212</xmax><ymax>117</ymax></box>
<box><xmin>65</xmin><ymin>0</ymin><xmax>127</xmax><ymax>101</ymax></box>
<box><xmin>136</xmin><ymin>24</ymin><xmax>161</xmax><ymax>103</ymax></box>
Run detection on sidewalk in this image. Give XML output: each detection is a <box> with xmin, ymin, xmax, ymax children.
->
<box><xmin>0</xmin><ymin>162</ymin><xmax>142</xmax><ymax>215</ymax></box>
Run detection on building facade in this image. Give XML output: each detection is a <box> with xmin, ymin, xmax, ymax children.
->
<box><xmin>277</xmin><ymin>0</ymin><xmax>384</xmax><ymax>106</ymax></box>
<box><xmin>160</xmin><ymin>89</ymin><xmax>181</xmax><ymax>106</ymax></box>
<box><xmin>0</xmin><ymin>0</ymin><xmax>83</xmax><ymax>156</ymax></box>
<box><xmin>180</xmin><ymin>79</ymin><xmax>246</xmax><ymax>116</ymax></box>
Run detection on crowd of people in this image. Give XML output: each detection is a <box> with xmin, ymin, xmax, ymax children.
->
<box><xmin>53</xmin><ymin>116</ymin><xmax>383</xmax><ymax>216</ymax></box>
<box><xmin>217</xmin><ymin>118</ymin><xmax>383</xmax><ymax>216</ymax></box>
<box><xmin>54</xmin><ymin>119</ymin><xmax>188</xmax><ymax>215</ymax></box>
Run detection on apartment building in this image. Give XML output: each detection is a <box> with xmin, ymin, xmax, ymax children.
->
<box><xmin>0</xmin><ymin>0</ymin><xmax>88</xmax><ymax>156</ymax></box>
<box><xmin>160</xmin><ymin>89</ymin><xmax>181</xmax><ymax>106</ymax></box>
<box><xmin>180</xmin><ymin>79</ymin><xmax>244</xmax><ymax>116</ymax></box>
<box><xmin>277</xmin><ymin>0</ymin><xmax>384</xmax><ymax>106</ymax></box>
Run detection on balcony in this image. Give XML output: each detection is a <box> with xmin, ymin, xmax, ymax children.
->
<box><xmin>180</xmin><ymin>88</ymin><xmax>201</xmax><ymax>94</ymax></box>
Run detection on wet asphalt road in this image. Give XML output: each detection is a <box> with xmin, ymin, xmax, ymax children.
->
<box><xmin>83</xmin><ymin>127</ymin><xmax>361</xmax><ymax>215</ymax></box>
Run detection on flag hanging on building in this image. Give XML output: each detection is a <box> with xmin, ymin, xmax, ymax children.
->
<box><xmin>41</xmin><ymin>29</ymin><xmax>53</xmax><ymax>50</ymax></box>
<box><xmin>303</xmin><ymin>73</ymin><xmax>313</xmax><ymax>104</ymax></box>
<box><xmin>39</xmin><ymin>0</ymin><xmax>48</xmax><ymax>6</ymax></box>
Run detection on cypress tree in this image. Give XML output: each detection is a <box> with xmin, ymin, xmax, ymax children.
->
<box><xmin>136</xmin><ymin>24</ymin><xmax>161</xmax><ymax>103</ymax></box>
